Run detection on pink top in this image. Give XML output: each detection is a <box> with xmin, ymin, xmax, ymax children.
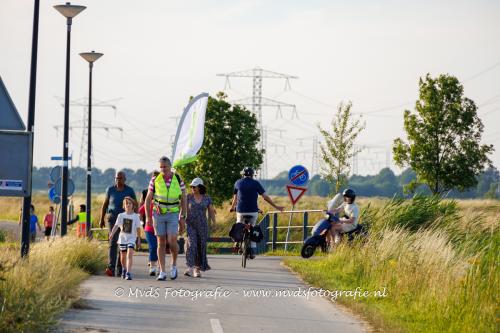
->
<box><xmin>43</xmin><ymin>213</ymin><xmax>54</xmax><ymax>228</ymax></box>
<box><xmin>139</xmin><ymin>203</ymin><xmax>155</xmax><ymax>233</ymax></box>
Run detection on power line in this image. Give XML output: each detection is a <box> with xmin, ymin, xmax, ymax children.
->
<box><xmin>217</xmin><ymin>67</ymin><xmax>298</xmax><ymax>180</ymax></box>
<box><xmin>463</xmin><ymin>60</ymin><xmax>500</xmax><ymax>82</ymax></box>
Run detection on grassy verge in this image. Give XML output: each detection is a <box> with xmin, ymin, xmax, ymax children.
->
<box><xmin>284</xmin><ymin>196</ymin><xmax>499</xmax><ymax>332</ymax></box>
<box><xmin>0</xmin><ymin>237</ymin><xmax>107</xmax><ymax>333</ymax></box>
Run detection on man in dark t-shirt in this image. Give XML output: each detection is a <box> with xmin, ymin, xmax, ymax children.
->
<box><xmin>99</xmin><ymin>170</ymin><xmax>136</xmax><ymax>277</ymax></box>
<box><xmin>229</xmin><ymin>167</ymin><xmax>284</xmax><ymax>258</ymax></box>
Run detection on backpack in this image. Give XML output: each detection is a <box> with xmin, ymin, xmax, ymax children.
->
<box><xmin>249</xmin><ymin>225</ymin><xmax>264</xmax><ymax>243</ymax></box>
<box><xmin>229</xmin><ymin>222</ymin><xmax>245</xmax><ymax>242</ymax></box>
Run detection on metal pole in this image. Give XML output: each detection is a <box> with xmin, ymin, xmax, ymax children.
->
<box><xmin>303</xmin><ymin>212</ymin><xmax>308</xmax><ymax>241</ymax></box>
<box><xmin>272</xmin><ymin>213</ymin><xmax>278</xmax><ymax>252</ymax></box>
<box><xmin>21</xmin><ymin>0</ymin><xmax>40</xmax><ymax>257</ymax></box>
<box><xmin>86</xmin><ymin>62</ymin><xmax>93</xmax><ymax>238</ymax></box>
<box><xmin>284</xmin><ymin>205</ymin><xmax>294</xmax><ymax>251</ymax></box>
<box><xmin>61</xmin><ymin>17</ymin><xmax>72</xmax><ymax>236</ymax></box>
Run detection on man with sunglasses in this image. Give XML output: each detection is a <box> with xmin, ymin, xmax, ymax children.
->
<box><xmin>100</xmin><ymin>170</ymin><xmax>137</xmax><ymax>277</ymax></box>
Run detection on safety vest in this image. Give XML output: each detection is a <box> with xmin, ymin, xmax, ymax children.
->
<box><xmin>154</xmin><ymin>173</ymin><xmax>181</xmax><ymax>214</ymax></box>
<box><xmin>78</xmin><ymin>212</ymin><xmax>89</xmax><ymax>223</ymax></box>
<box><xmin>77</xmin><ymin>212</ymin><xmax>89</xmax><ymax>238</ymax></box>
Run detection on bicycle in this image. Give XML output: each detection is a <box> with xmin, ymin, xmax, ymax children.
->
<box><xmin>229</xmin><ymin>210</ymin><xmax>264</xmax><ymax>268</ymax></box>
<box><xmin>239</xmin><ymin>215</ymin><xmax>259</xmax><ymax>268</ymax></box>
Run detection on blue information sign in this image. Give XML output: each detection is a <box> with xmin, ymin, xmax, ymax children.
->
<box><xmin>288</xmin><ymin>165</ymin><xmax>309</xmax><ymax>187</ymax></box>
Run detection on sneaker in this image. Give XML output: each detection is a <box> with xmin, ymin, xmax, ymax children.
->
<box><xmin>121</xmin><ymin>269</ymin><xmax>127</xmax><ymax>279</ymax></box>
<box><xmin>105</xmin><ymin>268</ymin><xmax>114</xmax><ymax>277</ymax></box>
<box><xmin>157</xmin><ymin>271</ymin><xmax>167</xmax><ymax>281</ymax></box>
<box><xmin>125</xmin><ymin>272</ymin><xmax>132</xmax><ymax>280</ymax></box>
<box><xmin>170</xmin><ymin>266</ymin><xmax>178</xmax><ymax>280</ymax></box>
<box><xmin>184</xmin><ymin>268</ymin><xmax>193</xmax><ymax>277</ymax></box>
<box><xmin>149</xmin><ymin>267</ymin><xmax>157</xmax><ymax>276</ymax></box>
<box><xmin>193</xmin><ymin>268</ymin><xmax>201</xmax><ymax>278</ymax></box>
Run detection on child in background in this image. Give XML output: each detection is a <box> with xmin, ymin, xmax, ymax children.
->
<box><xmin>109</xmin><ymin>197</ymin><xmax>141</xmax><ymax>280</ymax></box>
<box><xmin>43</xmin><ymin>206</ymin><xmax>55</xmax><ymax>241</ymax></box>
<box><xmin>139</xmin><ymin>188</ymin><xmax>158</xmax><ymax>276</ymax></box>
<box><xmin>19</xmin><ymin>205</ymin><xmax>42</xmax><ymax>243</ymax></box>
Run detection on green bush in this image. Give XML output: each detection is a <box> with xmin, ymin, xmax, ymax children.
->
<box><xmin>364</xmin><ymin>194</ymin><xmax>458</xmax><ymax>232</ymax></box>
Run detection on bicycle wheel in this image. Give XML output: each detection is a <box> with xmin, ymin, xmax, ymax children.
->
<box><xmin>241</xmin><ymin>237</ymin><xmax>249</xmax><ymax>268</ymax></box>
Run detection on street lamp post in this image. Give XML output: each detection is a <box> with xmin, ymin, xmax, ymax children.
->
<box><xmin>21</xmin><ymin>0</ymin><xmax>40</xmax><ymax>257</ymax></box>
<box><xmin>79</xmin><ymin>51</ymin><xmax>103</xmax><ymax>238</ymax></box>
<box><xmin>54</xmin><ymin>2</ymin><xmax>86</xmax><ymax>236</ymax></box>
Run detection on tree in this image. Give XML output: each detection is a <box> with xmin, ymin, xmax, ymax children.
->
<box><xmin>477</xmin><ymin>167</ymin><xmax>500</xmax><ymax>198</ymax></box>
<box><xmin>393</xmin><ymin>74</ymin><xmax>494</xmax><ymax>194</ymax></box>
<box><xmin>318</xmin><ymin>101</ymin><xmax>365</xmax><ymax>193</ymax></box>
<box><xmin>176</xmin><ymin>92</ymin><xmax>263</xmax><ymax>205</ymax></box>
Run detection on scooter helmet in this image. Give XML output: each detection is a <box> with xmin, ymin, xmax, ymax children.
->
<box><xmin>241</xmin><ymin>167</ymin><xmax>255</xmax><ymax>177</ymax></box>
<box><xmin>343</xmin><ymin>188</ymin><xmax>356</xmax><ymax>202</ymax></box>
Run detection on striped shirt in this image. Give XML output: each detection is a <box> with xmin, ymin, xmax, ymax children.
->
<box><xmin>148</xmin><ymin>173</ymin><xmax>186</xmax><ymax>193</ymax></box>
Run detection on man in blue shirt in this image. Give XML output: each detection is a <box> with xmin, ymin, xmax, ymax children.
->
<box><xmin>99</xmin><ymin>170</ymin><xmax>137</xmax><ymax>277</ymax></box>
<box><xmin>229</xmin><ymin>167</ymin><xmax>284</xmax><ymax>258</ymax></box>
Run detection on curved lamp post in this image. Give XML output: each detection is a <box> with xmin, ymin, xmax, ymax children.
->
<box><xmin>54</xmin><ymin>2</ymin><xmax>86</xmax><ymax>236</ymax></box>
<box><xmin>79</xmin><ymin>51</ymin><xmax>103</xmax><ymax>238</ymax></box>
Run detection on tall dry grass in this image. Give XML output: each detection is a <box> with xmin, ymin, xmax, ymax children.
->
<box><xmin>285</xmin><ymin>195</ymin><xmax>499</xmax><ymax>332</ymax></box>
<box><xmin>0</xmin><ymin>193</ymin><xmax>107</xmax><ymax>223</ymax></box>
<box><xmin>0</xmin><ymin>237</ymin><xmax>107</xmax><ymax>332</ymax></box>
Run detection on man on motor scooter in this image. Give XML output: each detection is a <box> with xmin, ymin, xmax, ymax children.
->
<box><xmin>329</xmin><ymin>188</ymin><xmax>359</xmax><ymax>245</ymax></box>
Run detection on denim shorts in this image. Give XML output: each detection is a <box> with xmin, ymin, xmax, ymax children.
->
<box><xmin>153</xmin><ymin>212</ymin><xmax>179</xmax><ymax>236</ymax></box>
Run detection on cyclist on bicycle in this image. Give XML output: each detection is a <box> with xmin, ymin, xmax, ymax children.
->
<box><xmin>229</xmin><ymin>167</ymin><xmax>284</xmax><ymax>258</ymax></box>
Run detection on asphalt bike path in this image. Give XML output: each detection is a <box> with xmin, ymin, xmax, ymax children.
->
<box><xmin>57</xmin><ymin>253</ymin><xmax>369</xmax><ymax>333</ymax></box>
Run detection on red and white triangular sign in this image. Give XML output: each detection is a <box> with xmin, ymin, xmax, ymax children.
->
<box><xmin>286</xmin><ymin>185</ymin><xmax>307</xmax><ymax>205</ymax></box>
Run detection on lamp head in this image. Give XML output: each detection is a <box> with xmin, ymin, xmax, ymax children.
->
<box><xmin>80</xmin><ymin>51</ymin><xmax>104</xmax><ymax>63</ymax></box>
<box><xmin>54</xmin><ymin>2</ymin><xmax>86</xmax><ymax>19</ymax></box>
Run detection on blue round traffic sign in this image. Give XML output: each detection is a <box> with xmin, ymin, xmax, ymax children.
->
<box><xmin>48</xmin><ymin>187</ymin><xmax>61</xmax><ymax>204</ymax></box>
<box><xmin>48</xmin><ymin>187</ymin><xmax>56</xmax><ymax>201</ymax></box>
<box><xmin>288</xmin><ymin>165</ymin><xmax>309</xmax><ymax>186</ymax></box>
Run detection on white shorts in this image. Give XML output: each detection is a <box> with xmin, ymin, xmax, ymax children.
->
<box><xmin>236</xmin><ymin>212</ymin><xmax>258</xmax><ymax>226</ymax></box>
<box><xmin>340</xmin><ymin>223</ymin><xmax>357</xmax><ymax>233</ymax></box>
<box><xmin>236</xmin><ymin>212</ymin><xmax>259</xmax><ymax>248</ymax></box>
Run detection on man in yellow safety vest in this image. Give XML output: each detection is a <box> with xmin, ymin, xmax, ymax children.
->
<box><xmin>145</xmin><ymin>156</ymin><xmax>187</xmax><ymax>281</ymax></box>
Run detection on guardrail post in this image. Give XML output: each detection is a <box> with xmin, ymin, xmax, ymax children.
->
<box><xmin>263</xmin><ymin>214</ymin><xmax>269</xmax><ymax>253</ymax></box>
<box><xmin>256</xmin><ymin>214</ymin><xmax>269</xmax><ymax>254</ymax></box>
<box><xmin>303</xmin><ymin>211</ymin><xmax>308</xmax><ymax>242</ymax></box>
<box><xmin>272</xmin><ymin>213</ymin><xmax>278</xmax><ymax>251</ymax></box>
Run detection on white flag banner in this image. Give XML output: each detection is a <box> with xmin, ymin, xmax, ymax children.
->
<box><xmin>172</xmin><ymin>92</ymin><xmax>209</xmax><ymax>168</ymax></box>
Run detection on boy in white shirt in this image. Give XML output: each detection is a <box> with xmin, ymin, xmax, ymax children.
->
<box><xmin>329</xmin><ymin>189</ymin><xmax>359</xmax><ymax>244</ymax></box>
<box><xmin>109</xmin><ymin>196</ymin><xmax>141</xmax><ymax>280</ymax></box>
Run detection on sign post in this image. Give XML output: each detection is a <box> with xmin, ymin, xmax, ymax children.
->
<box><xmin>285</xmin><ymin>165</ymin><xmax>309</xmax><ymax>251</ymax></box>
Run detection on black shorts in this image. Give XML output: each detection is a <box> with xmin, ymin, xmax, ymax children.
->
<box><xmin>44</xmin><ymin>227</ymin><xmax>52</xmax><ymax>236</ymax></box>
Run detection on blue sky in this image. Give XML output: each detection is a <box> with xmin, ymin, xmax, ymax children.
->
<box><xmin>1</xmin><ymin>0</ymin><xmax>499</xmax><ymax>177</ymax></box>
